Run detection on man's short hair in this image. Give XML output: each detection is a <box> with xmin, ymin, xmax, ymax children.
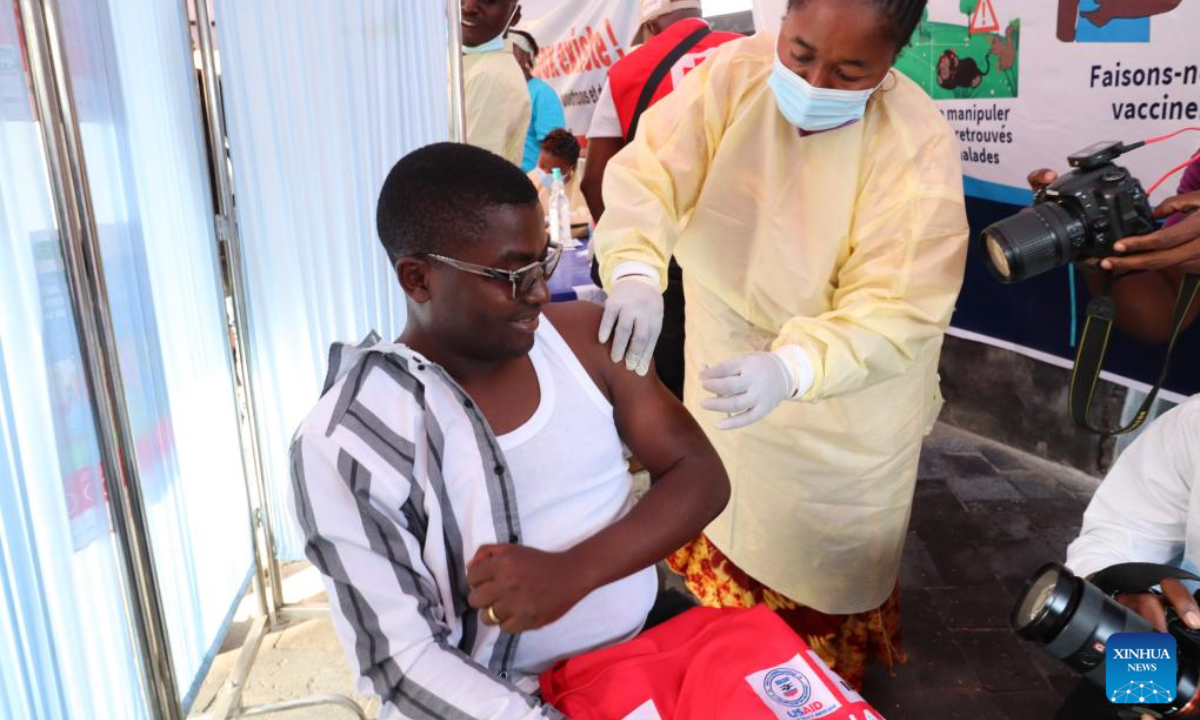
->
<box><xmin>540</xmin><ymin>129</ymin><xmax>581</xmax><ymax>167</ymax></box>
<box><xmin>376</xmin><ymin>143</ymin><xmax>539</xmax><ymax>263</ymax></box>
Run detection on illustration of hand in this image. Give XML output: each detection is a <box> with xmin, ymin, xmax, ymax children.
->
<box><xmin>1083</xmin><ymin>0</ymin><xmax>1183</xmax><ymax>28</ymax></box>
<box><xmin>1080</xmin><ymin>0</ymin><xmax>1118</xmax><ymax>28</ymax></box>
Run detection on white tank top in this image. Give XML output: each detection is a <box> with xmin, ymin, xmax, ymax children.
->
<box><xmin>496</xmin><ymin>315</ymin><xmax>658</xmax><ymax>676</ymax></box>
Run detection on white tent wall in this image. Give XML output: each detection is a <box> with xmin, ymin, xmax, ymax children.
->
<box><xmin>0</xmin><ymin>69</ymin><xmax>149</xmax><ymax>719</ymax></box>
<box><xmin>58</xmin><ymin>0</ymin><xmax>258</xmax><ymax>707</ymax></box>
<box><xmin>212</xmin><ymin>0</ymin><xmax>456</xmax><ymax>561</ymax></box>
<box><xmin>3</xmin><ymin>0</ymin><xmax>254</xmax><ymax>715</ymax></box>
<box><xmin>751</xmin><ymin>0</ymin><xmax>784</xmax><ymax>32</ymax></box>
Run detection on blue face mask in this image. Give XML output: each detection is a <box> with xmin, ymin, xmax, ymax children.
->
<box><xmin>533</xmin><ymin>167</ymin><xmax>571</xmax><ymax>187</ymax></box>
<box><xmin>463</xmin><ymin>35</ymin><xmax>504</xmax><ymax>54</ymax></box>
<box><xmin>766</xmin><ymin>56</ymin><xmax>882</xmax><ymax>132</ymax></box>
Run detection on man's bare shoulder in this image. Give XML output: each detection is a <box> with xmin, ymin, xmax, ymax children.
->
<box><xmin>542</xmin><ymin>302</ymin><xmax>614</xmax><ymax>391</ymax></box>
<box><xmin>543</xmin><ymin>301</ymin><xmax>605</xmax><ymax>358</ymax></box>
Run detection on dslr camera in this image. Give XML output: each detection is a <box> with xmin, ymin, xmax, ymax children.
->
<box><xmin>980</xmin><ymin>141</ymin><xmax>1156</xmax><ymax>283</ymax></box>
<box><xmin>1013</xmin><ymin>562</ymin><xmax>1200</xmax><ymax>717</ymax></box>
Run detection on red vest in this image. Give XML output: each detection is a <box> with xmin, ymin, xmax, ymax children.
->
<box><xmin>608</xmin><ymin>18</ymin><xmax>741</xmax><ymax>141</ymax></box>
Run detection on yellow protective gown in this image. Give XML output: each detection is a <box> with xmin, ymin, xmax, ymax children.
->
<box><xmin>463</xmin><ymin>41</ymin><xmax>532</xmax><ymax>166</ymax></box>
<box><xmin>594</xmin><ymin>31</ymin><xmax>969</xmax><ymax>614</ymax></box>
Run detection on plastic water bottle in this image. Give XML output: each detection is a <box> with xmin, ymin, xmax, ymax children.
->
<box><xmin>548</xmin><ymin>168</ymin><xmax>579</xmax><ymax>248</ymax></box>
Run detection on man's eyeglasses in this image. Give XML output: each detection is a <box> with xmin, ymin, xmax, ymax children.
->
<box><xmin>425</xmin><ymin>242</ymin><xmax>562</xmax><ymax>300</ymax></box>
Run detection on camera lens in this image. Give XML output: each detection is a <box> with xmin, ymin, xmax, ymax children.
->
<box><xmin>983</xmin><ymin>231</ymin><xmax>1014</xmax><ymax>281</ymax></box>
<box><xmin>979</xmin><ymin>202</ymin><xmax>1087</xmax><ymax>283</ymax></box>
<box><xmin>1013</xmin><ymin>563</ymin><xmax>1077</xmax><ymax>642</ymax></box>
<box><xmin>1013</xmin><ymin>563</ymin><xmax>1156</xmax><ymax>677</ymax></box>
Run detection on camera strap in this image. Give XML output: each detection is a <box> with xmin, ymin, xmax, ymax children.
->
<box><xmin>1091</xmin><ymin>562</ymin><xmax>1200</xmax><ymax>596</ymax></box>
<box><xmin>1069</xmin><ymin>272</ymin><xmax>1199</xmax><ymax>435</ymax></box>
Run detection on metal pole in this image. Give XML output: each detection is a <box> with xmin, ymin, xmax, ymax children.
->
<box><xmin>189</xmin><ymin>0</ymin><xmax>284</xmax><ymax>621</ymax></box>
<box><xmin>446</xmin><ymin>0</ymin><xmax>466</xmax><ymax>142</ymax></box>
<box><xmin>14</xmin><ymin>0</ymin><xmax>183</xmax><ymax>718</ymax></box>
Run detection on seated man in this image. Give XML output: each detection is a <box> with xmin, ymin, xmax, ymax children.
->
<box><xmin>289</xmin><ymin>142</ymin><xmax>729</xmax><ymax>719</ymax></box>
<box><xmin>528</xmin><ymin>128</ymin><xmax>591</xmax><ymax>234</ymax></box>
<box><xmin>1054</xmin><ymin>393</ymin><xmax>1200</xmax><ymax>720</ymax></box>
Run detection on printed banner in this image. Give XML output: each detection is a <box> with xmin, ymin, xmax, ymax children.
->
<box><xmin>755</xmin><ymin>0</ymin><xmax>1200</xmax><ymax>206</ymax></box>
<box><xmin>900</xmin><ymin>0</ymin><xmax>1199</xmax><ymax>206</ymax></box>
<box><xmin>518</xmin><ymin>0</ymin><xmax>642</xmax><ymax>135</ymax></box>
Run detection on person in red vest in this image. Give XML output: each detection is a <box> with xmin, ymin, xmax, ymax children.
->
<box><xmin>580</xmin><ymin>0</ymin><xmax>741</xmax><ymax>400</ymax></box>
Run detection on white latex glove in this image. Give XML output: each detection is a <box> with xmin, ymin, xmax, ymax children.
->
<box><xmin>598</xmin><ymin>275</ymin><xmax>663</xmax><ymax>376</ymax></box>
<box><xmin>700</xmin><ymin>351</ymin><xmax>796</xmax><ymax>430</ymax></box>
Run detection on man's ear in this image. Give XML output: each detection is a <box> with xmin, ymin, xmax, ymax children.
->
<box><xmin>510</xmin><ymin>4</ymin><xmax>522</xmax><ymax>30</ymax></box>
<box><xmin>396</xmin><ymin>257</ymin><xmax>433</xmax><ymax>303</ymax></box>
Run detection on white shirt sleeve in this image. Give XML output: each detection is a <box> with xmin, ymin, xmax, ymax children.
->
<box><xmin>290</xmin><ymin>433</ymin><xmax>561</xmax><ymax>720</ymax></box>
<box><xmin>1065</xmin><ymin>399</ymin><xmax>1199</xmax><ymax>578</ymax></box>
<box><xmin>586</xmin><ymin>81</ymin><xmax>622</xmax><ymax>140</ymax></box>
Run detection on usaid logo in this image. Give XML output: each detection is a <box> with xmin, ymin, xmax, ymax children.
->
<box><xmin>1106</xmin><ymin>633</ymin><xmax>1177</xmax><ymax>705</ymax></box>
<box><xmin>747</xmin><ymin>654</ymin><xmax>844</xmax><ymax>720</ymax></box>
<box><xmin>764</xmin><ymin>668</ymin><xmax>812</xmax><ymax>707</ymax></box>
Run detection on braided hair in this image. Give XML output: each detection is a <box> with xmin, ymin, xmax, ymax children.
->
<box><xmin>786</xmin><ymin>0</ymin><xmax>927</xmax><ymax>50</ymax></box>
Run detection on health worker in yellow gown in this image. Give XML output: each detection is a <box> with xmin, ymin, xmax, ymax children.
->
<box><xmin>592</xmin><ymin>0</ymin><xmax>968</xmax><ymax>686</ymax></box>
<box><xmin>461</xmin><ymin>0</ymin><xmax>531</xmax><ymax>166</ymax></box>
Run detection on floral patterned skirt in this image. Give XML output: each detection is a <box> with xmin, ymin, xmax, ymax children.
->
<box><xmin>666</xmin><ymin>534</ymin><xmax>906</xmax><ymax>690</ymax></box>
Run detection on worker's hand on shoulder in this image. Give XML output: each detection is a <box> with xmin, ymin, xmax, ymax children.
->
<box><xmin>466</xmin><ymin>544</ymin><xmax>590</xmax><ymax>634</ymax></box>
<box><xmin>699</xmin><ymin>351</ymin><xmax>797</xmax><ymax>431</ymax></box>
<box><xmin>598</xmin><ymin>275</ymin><xmax>663</xmax><ymax>376</ymax></box>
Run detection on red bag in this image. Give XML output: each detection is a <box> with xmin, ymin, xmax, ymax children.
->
<box><xmin>540</xmin><ymin>605</ymin><xmax>887</xmax><ymax>720</ymax></box>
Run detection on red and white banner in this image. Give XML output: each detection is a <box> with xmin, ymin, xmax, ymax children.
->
<box><xmin>518</xmin><ymin>0</ymin><xmax>642</xmax><ymax>135</ymax></box>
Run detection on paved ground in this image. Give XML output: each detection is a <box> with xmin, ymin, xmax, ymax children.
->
<box><xmin>861</xmin><ymin>422</ymin><xmax>1100</xmax><ymax>720</ymax></box>
<box><xmin>192</xmin><ymin>421</ymin><xmax>1102</xmax><ymax>719</ymax></box>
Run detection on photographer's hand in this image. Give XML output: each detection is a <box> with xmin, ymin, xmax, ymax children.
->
<box><xmin>1027</xmin><ymin>168</ymin><xmax>1057</xmax><ymax>193</ymax></box>
<box><xmin>1103</xmin><ymin>190</ymin><xmax>1200</xmax><ymax>274</ymax></box>
<box><xmin>1116</xmin><ymin>577</ymin><xmax>1200</xmax><ymax>633</ymax></box>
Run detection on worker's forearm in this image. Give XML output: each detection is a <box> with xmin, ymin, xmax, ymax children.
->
<box><xmin>582</xmin><ymin>169</ymin><xmax>606</xmax><ymax>219</ymax></box>
<box><xmin>562</xmin><ymin>458</ymin><xmax>728</xmax><ymax>592</ymax></box>
<box><xmin>582</xmin><ymin>136</ymin><xmax>625</xmax><ymax>220</ymax></box>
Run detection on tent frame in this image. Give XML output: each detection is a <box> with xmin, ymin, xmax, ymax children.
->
<box><xmin>10</xmin><ymin>0</ymin><xmax>466</xmax><ymax>717</ymax></box>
